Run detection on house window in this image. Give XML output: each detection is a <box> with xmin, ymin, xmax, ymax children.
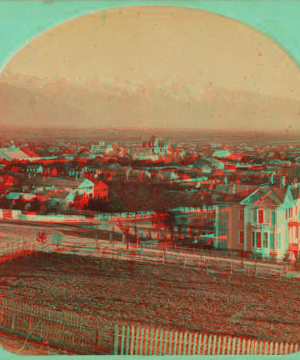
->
<box><xmin>239</xmin><ymin>209</ymin><xmax>244</xmax><ymax>221</ymax></box>
<box><xmin>271</xmin><ymin>211</ymin><xmax>276</xmax><ymax>225</ymax></box>
<box><xmin>257</xmin><ymin>232</ymin><xmax>261</xmax><ymax>248</ymax></box>
<box><xmin>258</xmin><ymin>210</ymin><xmax>264</xmax><ymax>224</ymax></box>
<box><xmin>277</xmin><ymin>233</ymin><xmax>281</xmax><ymax>249</ymax></box>
<box><xmin>270</xmin><ymin>233</ymin><xmax>274</xmax><ymax>250</ymax></box>
<box><xmin>252</xmin><ymin>232</ymin><xmax>255</xmax><ymax>247</ymax></box>
<box><xmin>263</xmin><ymin>233</ymin><xmax>268</xmax><ymax>248</ymax></box>
<box><xmin>238</xmin><ymin>230</ymin><xmax>244</xmax><ymax>245</ymax></box>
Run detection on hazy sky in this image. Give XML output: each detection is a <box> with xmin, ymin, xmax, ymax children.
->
<box><xmin>0</xmin><ymin>2</ymin><xmax>300</xmax><ymax>131</ymax></box>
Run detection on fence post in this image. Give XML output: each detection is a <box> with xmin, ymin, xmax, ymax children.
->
<box><xmin>144</xmin><ymin>327</ymin><xmax>149</xmax><ymax>356</ymax></box>
<box><xmin>187</xmin><ymin>332</ymin><xmax>192</xmax><ymax>355</ymax></box>
<box><xmin>284</xmin><ymin>342</ymin><xmax>289</xmax><ymax>354</ymax></box>
<box><xmin>232</xmin><ymin>337</ymin><xmax>237</xmax><ymax>355</ymax></box>
<box><xmin>196</xmin><ymin>333</ymin><xmax>201</xmax><ymax>355</ymax></box>
<box><xmin>274</xmin><ymin>341</ymin><xmax>279</xmax><ymax>355</ymax></box>
<box><xmin>153</xmin><ymin>328</ymin><xmax>159</xmax><ymax>355</ymax></box>
<box><xmin>241</xmin><ymin>338</ymin><xmax>246</xmax><ymax>355</ymax></box>
<box><xmin>173</xmin><ymin>330</ymin><xmax>178</xmax><ymax>355</ymax></box>
<box><xmin>125</xmin><ymin>325</ymin><xmax>130</xmax><ymax>355</ymax></box>
<box><xmin>130</xmin><ymin>325</ymin><xmax>135</xmax><ymax>355</ymax></box>
<box><xmin>226</xmin><ymin>336</ymin><xmax>232</xmax><ymax>355</ymax></box>
<box><xmin>222</xmin><ymin>336</ymin><xmax>227</xmax><ymax>355</ymax></box>
<box><xmin>139</xmin><ymin>326</ymin><xmax>145</xmax><ymax>356</ymax></box>
<box><xmin>279</xmin><ymin>341</ymin><xmax>284</xmax><ymax>355</ymax></box>
<box><xmin>163</xmin><ymin>328</ymin><xmax>168</xmax><ymax>356</ymax></box>
<box><xmin>120</xmin><ymin>325</ymin><xmax>125</xmax><ymax>355</ymax></box>
<box><xmin>178</xmin><ymin>331</ymin><xmax>183</xmax><ymax>355</ymax></box>
<box><xmin>149</xmin><ymin>327</ymin><xmax>154</xmax><ymax>355</ymax></box>
<box><xmin>212</xmin><ymin>334</ymin><xmax>217</xmax><ymax>355</ymax></box>
<box><xmin>183</xmin><ymin>331</ymin><xmax>188</xmax><ymax>355</ymax></box>
<box><xmin>202</xmin><ymin>333</ymin><xmax>207</xmax><ymax>355</ymax></box>
<box><xmin>192</xmin><ymin>332</ymin><xmax>197</xmax><ymax>355</ymax></box>
<box><xmin>135</xmin><ymin>325</ymin><xmax>140</xmax><ymax>355</ymax></box>
<box><xmin>168</xmin><ymin>330</ymin><xmax>173</xmax><ymax>355</ymax></box>
<box><xmin>236</xmin><ymin>337</ymin><xmax>241</xmax><ymax>355</ymax></box>
<box><xmin>158</xmin><ymin>328</ymin><xmax>163</xmax><ymax>355</ymax></box>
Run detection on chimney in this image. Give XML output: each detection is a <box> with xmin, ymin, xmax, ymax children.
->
<box><xmin>281</xmin><ymin>175</ymin><xmax>286</xmax><ymax>188</ymax></box>
<box><xmin>293</xmin><ymin>178</ymin><xmax>298</xmax><ymax>189</ymax></box>
<box><xmin>232</xmin><ymin>183</ymin><xmax>236</xmax><ymax>195</ymax></box>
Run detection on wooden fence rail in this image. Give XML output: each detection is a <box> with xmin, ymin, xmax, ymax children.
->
<box><xmin>57</xmin><ymin>243</ymin><xmax>300</xmax><ymax>283</ymax></box>
<box><xmin>113</xmin><ymin>324</ymin><xmax>300</xmax><ymax>356</ymax></box>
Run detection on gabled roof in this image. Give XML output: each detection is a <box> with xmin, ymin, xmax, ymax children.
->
<box><xmin>240</xmin><ymin>186</ymin><xmax>287</xmax><ymax>207</ymax></box>
<box><xmin>95</xmin><ymin>180</ymin><xmax>108</xmax><ymax>188</ymax></box>
<box><xmin>27</xmin><ymin>164</ymin><xmax>42</xmax><ymax>169</ymax></box>
<box><xmin>291</xmin><ymin>187</ymin><xmax>300</xmax><ymax>201</ymax></box>
<box><xmin>32</xmin><ymin>177</ymin><xmax>88</xmax><ymax>189</ymax></box>
<box><xmin>212</xmin><ymin>150</ymin><xmax>231</xmax><ymax>158</ymax></box>
<box><xmin>0</xmin><ymin>147</ymin><xmax>33</xmax><ymax>161</ymax></box>
<box><xmin>215</xmin><ymin>184</ymin><xmax>258</xmax><ymax>197</ymax></box>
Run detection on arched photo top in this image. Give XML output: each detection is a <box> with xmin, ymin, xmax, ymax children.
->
<box><xmin>1</xmin><ymin>6</ymin><xmax>300</xmax><ymax>132</ymax></box>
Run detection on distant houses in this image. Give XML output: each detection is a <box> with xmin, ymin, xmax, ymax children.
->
<box><xmin>0</xmin><ymin>175</ymin><xmax>18</xmax><ymax>194</ymax></box>
<box><xmin>27</xmin><ymin>164</ymin><xmax>43</xmax><ymax>174</ymax></box>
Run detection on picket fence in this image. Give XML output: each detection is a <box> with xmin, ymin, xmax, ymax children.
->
<box><xmin>0</xmin><ymin>296</ymin><xmax>112</xmax><ymax>354</ymax></box>
<box><xmin>0</xmin><ymin>238</ymin><xmax>37</xmax><ymax>263</ymax></box>
<box><xmin>113</xmin><ymin>324</ymin><xmax>300</xmax><ymax>356</ymax></box>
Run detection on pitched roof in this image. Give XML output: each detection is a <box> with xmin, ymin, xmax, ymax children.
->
<box><xmin>241</xmin><ymin>186</ymin><xmax>287</xmax><ymax>207</ymax></box>
<box><xmin>215</xmin><ymin>185</ymin><xmax>259</xmax><ymax>198</ymax></box>
<box><xmin>27</xmin><ymin>164</ymin><xmax>42</xmax><ymax>169</ymax></box>
<box><xmin>95</xmin><ymin>180</ymin><xmax>108</xmax><ymax>188</ymax></box>
<box><xmin>32</xmin><ymin>177</ymin><xmax>86</xmax><ymax>189</ymax></box>
<box><xmin>0</xmin><ymin>147</ymin><xmax>37</xmax><ymax>161</ymax></box>
<box><xmin>291</xmin><ymin>187</ymin><xmax>300</xmax><ymax>201</ymax></box>
<box><xmin>212</xmin><ymin>150</ymin><xmax>231</xmax><ymax>158</ymax></box>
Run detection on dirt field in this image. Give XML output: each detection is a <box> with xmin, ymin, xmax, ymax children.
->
<box><xmin>0</xmin><ymin>251</ymin><xmax>300</xmax><ymax>354</ymax></box>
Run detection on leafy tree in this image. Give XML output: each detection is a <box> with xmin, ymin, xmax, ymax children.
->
<box><xmin>0</xmin><ymin>196</ymin><xmax>11</xmax><ymax>209</ymax></box>
<box><xmin>36</xmin><ymin>231</ymin><xmax>47</xmax><ymax>245</ymax></box>
<box><xmin>52</xmin><ymin>233</ymin><xmax>63</xmax><ymax>250</ymax></box>
<box><xmin>30</xmin><ymin>197</ymin><xmax>42</xmax><ymax>212</ymax></box>
<box><xmin>13</xmin><ymin>196</ymin><xmax>26</xmax><ymax>211</ymax></box>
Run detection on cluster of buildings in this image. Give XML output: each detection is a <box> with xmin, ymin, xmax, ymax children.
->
<box><xmin>0</xmin><ymin>135</ymin><xmax>300</xmax><ymax>260</ymax></box>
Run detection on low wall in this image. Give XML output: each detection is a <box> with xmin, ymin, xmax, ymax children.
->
<box><xmin>0</xmin><ymin>209</ymin><xmax>99</xmax><ymax>224</ymax></box>
<box><xmin>0</xmin><ymin>206</ymin><xmax>216</xmax><ymax>225</ymax></box>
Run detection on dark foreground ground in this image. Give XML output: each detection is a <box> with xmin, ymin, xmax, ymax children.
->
<box><xmin>0</xmin><ymin>252</ymin><xmax>299</xmax><ymax>354</ymax></box>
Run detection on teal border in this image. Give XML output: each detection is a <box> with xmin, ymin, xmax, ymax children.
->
<box><xmin>0</xmin><ymin>0</ymin><xmax>300</xmax><ymax>358</ymax></box>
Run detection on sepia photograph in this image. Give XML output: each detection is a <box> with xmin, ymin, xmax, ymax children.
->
<box><xmin>0</xmin><ymin>0</ymin><xmax>300</xmax><ymax>357</ymax></box>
